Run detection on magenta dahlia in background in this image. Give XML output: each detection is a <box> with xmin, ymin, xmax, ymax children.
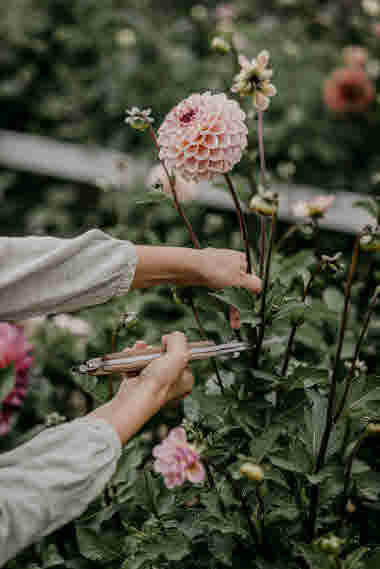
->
<box><xmin>323</xmin><ymin>67</ymin><xmax>375</xmax><ymax>113</ymax></box>
<box><xmin>0</xmin><ymin>323</ymin><xmax>33</xmax><ymax>436</ymax></box>
<box><xmin>153</xmin><ymin>426</ymin><xmax>205</xmax><ymax>489</ymax></box>
<box><xmin>157</xmin><ymin>92</ymin><xmax>248</xmax><ymax>182</ymax></box>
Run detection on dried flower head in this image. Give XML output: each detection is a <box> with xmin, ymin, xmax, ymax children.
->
<box><xmin>321</xmin><ymin>252</ymin><xmax>344</xmax><ymax>273</ymax></box>
<box><xmin>231</xmin><ymin>51</ymin><xmax>277</xmax><ymax>111</ymax></box>
<box><xmin>157</xmin><ymin>92</ymin><xmax>248</xmax><ymax>182</ymax></box>
<box><xmin>153</xmin><ymin>427</ymin><xmax>205</xmax><ymax>488</ymax></box>
<box><xmin>343</xmin><ymin>45</ymin><xmax>369</xmax><ymax>68</ymax></box>
<box><xmin>147</xmin><ymin>164</ymin><xmax>200</xmax><ymax>202</ymax></box>
<box><xmin>125</xmin><ymin>107</ymin><xmax>154</xmax><ymax>131</ymax></box>
<box><xmin>292</xmin><ymin>195</ymin><xmax>335</xmax><ymax>219</ymax></box>
<box><xmin>323</xmin><ymin>68</ymin><xmax>375</xmax><ymax>113</ymax></box>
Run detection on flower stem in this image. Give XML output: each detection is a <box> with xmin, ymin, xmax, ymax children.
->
<box><xmin>149</xmin><ymin>125</ymin><xmax>201</xmax><ymax>249</ymax></box>
<box><xmin>224</xmin><ymin>173</ymin><xmax>252</xmax><ymax>274</ymax></box>
<box><xmin>257</xmin><ymin>111</ymin><xmax>267</xmax><ymax>277</ymax></box>
<box><xmin>281</xmin><ymin>260</ymin><xmax>323</xmax><ymax>377</ymax></box>
<box><xmin>334</xmin><ymin>289</ymin><xmax>378</xmax><ymax>423</ymax></box>
<box><xmin>253</xmin><ymin>212</ymin><xmax>277</xmax><ymax>368</ymax></box>
<box><xmin>307</xmin><ymin>235</ymin><xmax>360</xmax><ymax>539</ymax></box>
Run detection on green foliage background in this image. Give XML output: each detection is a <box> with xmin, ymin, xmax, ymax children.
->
<box><xmin>2</xmin><ymin>1</ymin><xmax>380</xmax><ymax>568</ymax></box>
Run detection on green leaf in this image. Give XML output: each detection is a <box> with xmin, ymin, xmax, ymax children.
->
<box><xmin>163</xmin><ymin>532</ymin><xmax>190</xmax><ymax>561</ymax></box>
<box><xmin>323</xmin><ymin>287</ymin><xmax>344</xmax><ymax>313</ymax></box>
<box><xmin>349</xmin><ymin>386</ymin><xmax>380</xmax><ymax>414</ymax></box>
<box><xmin>272</xmin><ymin>300</ymin><xmax>308</xmax><ymax>325</ymax></box>
<box><xmin>136</xmin><ymin>189</ymin><xmax>174</xmax><ymax>207</ymax></box>
<box><xmin>71</xmin><ymin>372</ymin><xmax>109</xmax><ymax>405</ymax></box>
<box><xmin>209</xmin><ymin>287</ymin><xmax>256</xmax><ymax>325</ymax></box>
<box><xmin>0</xmin><ymin>364</ymin><xmax>15</xmax><ymax>403</ymax></box>
<box><xmin>304</xmin><ymin>391</ymin><xmax>328</xmax><ymax>460</ymax></box>
<box><xmin>275</xmin><ymin>251</ymin><xmax>315</xmax><ymax>286</ymax></box>
<box><xmin>76</xmin><ymin>526</ymin><xmax>124</xmax><ymax>562</ymax></box>
<box><xmin>269</xmin><ymin>456</ymin><xmax>306</xmax><ymax>474</ymax></box>
<box><xmin>209</xmin><ymin>533</ymin><xmax>235</xmax><ymax>566</ymax></box>
<box><xmin>41</xmin><ymin>544</ymin><xmax>65</xmax><ymax>568</ymax></box>
<box><xmin>249</xmin><ymin>424</ymin><xmax>283</xmax><ymax>463</ymax></box>
<box><xmin>354</xmin><ymin>199</ymin><xmax>378</xmax><ymax>220</ymax></box>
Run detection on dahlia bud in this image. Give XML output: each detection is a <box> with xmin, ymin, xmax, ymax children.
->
<box><xmin>345</xmin><ymin>500</ymin><xmax>356</xmax><ymax>514</ymax></box>
<box><xmin>318</xmin><ymin>535</ymin><xmax>344</xmax><ymax>556</ymax></box>
<box><xmin>366</xmin><ymin>422</ymin><xmax>380</xmax><ymax>435</ymax></box>
<box><xmin>211</xmin><ymin>37</ymin><xmax>231</xmax><ymax>54</ymax></box>
<box><xmin>249</xmin><ymin>191</ymin><xmax>278</xmax><ymax>216</ymax></box>
<box><xmin>125</xmin><ymin>107</ymin><xmax>154</xmax><ymax>131</ymax></box>
<box><xmin>240</xmin><ymin>462</ymin><xmax>264</xmax><ymax>482</ymax></box>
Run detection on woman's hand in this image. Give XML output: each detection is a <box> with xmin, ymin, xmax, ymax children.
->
<box><xmin>195</xmin><ymin>248</ymin><xmax>261</xmax><ymax>293</ymax></box>
<box><xmin>87</xmin><ymin>332</ymin><xmax>194</xmax><ymax>445</ymax></box>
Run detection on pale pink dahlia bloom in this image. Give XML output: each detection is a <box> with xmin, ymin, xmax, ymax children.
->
<box><xmin>157</xmin><ymin>92</ymin><xmax>248</xmax><ymax>182</ymax></box>
<box><xmin>153</xmin><ymin>427</ymin><xmax>205</xmax><ymax>489</ymax></box>
<box><xmin>147</xmin><ymin>164</ymin><xmax>200</xmax><ymax>203</ymax></box>
<box><xmin>292</xmin><ymin>195</ymin><xmax>335</xmax><ymax>218</ymax></box>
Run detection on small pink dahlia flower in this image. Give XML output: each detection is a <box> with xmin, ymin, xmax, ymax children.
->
<box><xmin>292</xmin><ymin>195</ymin><xmax>335</xmax><ymax>219</ymax></box>
<box><xmin>0</xmin><ymin>323</ymin><xmax>33</xmax><ymax>436</ymax></box>
<box><xmin>157</xmin><ymin>92</ymin><xmax>248</xmax><ymax>182</ymax></box>
<box><xmin>152</xmin><ymin>426</ymin><xmax>205</xmax><ymax>489</ymax></box>
<box><xmin>323</xmin><ymin>67</ymin><xmax>375</xmax><ymax>113</ymax></box>
<box><xmin>147</xmin><ymin>164</ymin><xmax>200</xmax><ymax>203</ymax></box>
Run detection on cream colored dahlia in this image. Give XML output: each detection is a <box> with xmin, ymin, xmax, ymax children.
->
<box><xmin>231</xmin><ymin>51</ymin><xmax>277</xmax><ymax>111</ymax></box>
<box><xmin>157</xmin><ymin>92</ymin><xmax>248</xmax><ymax>182</ymax></box>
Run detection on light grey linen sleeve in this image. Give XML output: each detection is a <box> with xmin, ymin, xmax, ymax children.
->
<box><xmin>0</xmin><ymin>418</ymin><xmax>122</xmax><ymax>567</ymax></box>
<box><xmin>0</xmin><ymin>229</ymin><xmax>138</xmax><ymax>321</ymax></box>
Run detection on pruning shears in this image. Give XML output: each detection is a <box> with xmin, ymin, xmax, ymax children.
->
<box><xmin>76</xmin><ymin>341</ymin><xmax>249</xmax><ymax>376</ymax></box>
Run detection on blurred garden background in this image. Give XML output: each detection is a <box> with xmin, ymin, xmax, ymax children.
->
<box><xmin>2</xmin><ymin>1</ymin><xmax>380</xmax><ymax>567</ymax></box>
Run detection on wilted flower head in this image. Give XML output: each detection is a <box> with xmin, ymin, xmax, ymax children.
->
<box><xmin>292</xmin><ymin>195</ymin><xmax>335</xmax><ymax>219</ymax></box>
<box><xmin>147</xmin><ymin>164</ymin><xmax>200</xmax><ymax>203</ymax></box>
<box><xmin>153</xmin><ymin>426</ymin><xmax>205</xmax><ymax>488</ymax></box>
<box><xmin>125</xmin><ymin>107</ymin><xmax>154</xmax><ymax>131</ymax></box>
<box><xmin>157</xmin><ymin>92</ymin><xmax>248</xmax><ymax>182</ymax></box>
<box><xmin>231</xmin><ymin>51</ymin><xmax>277</xmax><ymax>111</ymax></box>
<box><xmin>343</xmin><ymin>45</ymin><xmax>369</xmax><ymax>68</ymax></box>
<box><xmin>360</xmin><ymin>225</ymin><xmax>380</xmax><ymax>251</ymax></box>
<box><xmin>323</xmin><ymin>67</ymin><xmax>375</xmax><ymax>113</ymax></box>
<box><xmin>321</xmin><ymin>252</ymin><xmax>344</xmax><ymax>273</ymax></box>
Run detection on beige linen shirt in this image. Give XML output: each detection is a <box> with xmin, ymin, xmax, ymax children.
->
<box><xmin>0</xmin><ymin>230</ymin><xmax>138</xmax><ymax>565</ymax></box>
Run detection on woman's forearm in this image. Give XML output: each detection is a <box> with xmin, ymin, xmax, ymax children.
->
<box><xmin>131</xmin><ymin>245</ymin><xmax>201</xmax><ymax>289</ymax></box>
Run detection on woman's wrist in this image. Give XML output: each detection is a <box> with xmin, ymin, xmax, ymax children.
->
<box><xmin>132</xmin><ymin>245</ymin><xmax>202</xmax><ymax>289</ymax></box>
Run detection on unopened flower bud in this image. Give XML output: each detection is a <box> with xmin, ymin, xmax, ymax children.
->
<box><xmin>211</xmin><ymin>37</ymin><xmax>231</xmax><ymax>53</ymax></box>
<box><xmin>366</xmin><ymin>422</ymin><xmax>380</xmax><ymax>435</ymax></box>
<box><xmin>318</xmin><ymin>535</ymin><xmax>344</xmax><ymax>555</ymax></box>
<box><xmin>249</xmin><ymin>191</ymin><xmax>278</xmax><ymax>216</ymax></box>
<box><xmin>346</xmin><ymin>500</ymin><xmax>356</xmax><ymax>514</ymax></box>
<box><xmin>125</xmin><ymin>107</ymin><xmax>154</xmax><ymax>131</ymax></box>
<box><xmin>240</xmin><ymin>462</ymin><xmax>264</xmax><ymax>482</ymax></box>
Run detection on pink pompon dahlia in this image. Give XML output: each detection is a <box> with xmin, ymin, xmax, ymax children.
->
<box><xmin>0</xmin><ymin>323</ymin><xmax>33</xmax><ymax>436</ymax></box>
<box><xmin>152</xmin><ymin>427</ymin><xmax>205</xmax><ymax>489</ymax></box>
<box><xmin>292</xmin><ymin>195</ymin><xmax>335</xmax><ymax>219</ymax></box>
<box><xmin>157</xmin><ymin>92</ymin><xmax>248</xmax><ymax>182</ymax></box>
<box><xmin>323</xmin><ymin>67</ymin><xmax>375</xmax><ymax>113</ymax></box>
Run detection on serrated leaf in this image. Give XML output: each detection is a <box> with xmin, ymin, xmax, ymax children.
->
<box><xmin>272</xmin><ymin>300</ymin><xmax>308</xmax><ymax>324</ymax></box>
<box><xmin>76</xmin><ymin>526</ymin><xmax>124</xmax><ymax>562</ymax></box>
<box><xmin>249</xmin><ymin>424</ymin><xmax>283</xmax><ymax>463</ymax></box>
<box><xmin>209</xmin><ymin>287</ymin><xmax>256</xmax><ymax>313</ymax></box>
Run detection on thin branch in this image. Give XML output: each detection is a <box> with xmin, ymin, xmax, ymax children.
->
<box><xmin>224</xmin><ymin>172</ymin><xmax>252</xmax><ymax>274</ymax></box>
